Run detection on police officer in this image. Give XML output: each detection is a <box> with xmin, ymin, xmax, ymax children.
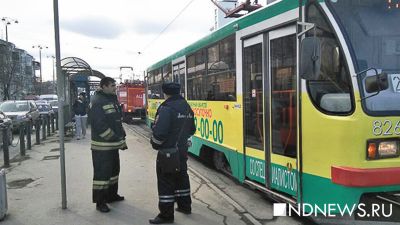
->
<box><xmin>149</xmin><ymin>82</ymin><xmax>196</xmax><ymax>224</ymax></box>
<box><xmin>90</xmin><ymin>77</ymin><xmax>128</xmax><ymax>213</ymax></box>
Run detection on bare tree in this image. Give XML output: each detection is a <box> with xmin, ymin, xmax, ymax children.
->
<box><xmin>0</xmin><ymin>43</ymin><xmax>18</xmax><ymax>100</ymax></box>
<box><xmin>9</xmin><ymin>73</ymin><xmax>25</xmax><ymax>100</ymax></box>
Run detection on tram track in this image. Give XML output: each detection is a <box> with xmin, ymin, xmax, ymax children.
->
<box><xmin>124</xmin><ymin>121</ymin><xmax>263</xmax><ymax>225</ymax></box>
<box><xmin>377</xmin><ymin>195</ymin><xmax>400</xmax><ymax>207</ymax></box>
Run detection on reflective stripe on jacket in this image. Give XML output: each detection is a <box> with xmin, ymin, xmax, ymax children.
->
<box><xmin>90</xmin><ymin>90</ymin><xmax>126</xmax><ymax>151</ymax></box>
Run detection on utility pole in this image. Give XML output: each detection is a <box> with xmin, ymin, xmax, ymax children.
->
<box><xmin>1</xmin><ymin>17</ymin><xmax>18</xmax><ymax>42</ymax></box>
<box><xmin>53</xmin><ymin>0</ymin><xmax>67</xmax><ymax>209</ymax></box>
<box><xmin>48</xmin><ymin>55</ymin><xmax>56</xmax><ymax>93</ymax></box>
<box><xmin>32</xmin><ymin>45</ymin><xmax>48</xmax><ymax>95</ymax></box>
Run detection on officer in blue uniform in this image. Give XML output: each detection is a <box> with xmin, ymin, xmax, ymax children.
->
<box><xmin>149</xmin><ymin>82</ymin><xmax>196</xmax><ymax>224</ymax></box>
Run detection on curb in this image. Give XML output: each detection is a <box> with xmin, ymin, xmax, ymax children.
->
<box><xmin>189</xmin><ymin>167</ymin><xmax>261</xmax><ymax>225</ymax></box>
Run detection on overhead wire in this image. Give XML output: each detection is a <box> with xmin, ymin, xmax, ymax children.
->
<box><xmin>141</xmin><ymin>0</ymin><xmax>197</xmax><ymax>52</ymax></box>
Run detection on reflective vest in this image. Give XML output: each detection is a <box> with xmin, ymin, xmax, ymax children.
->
<box><xmin>90</xmin><ymin>90</ymin><xmax>127</xmax><ymax>151</ymax></box>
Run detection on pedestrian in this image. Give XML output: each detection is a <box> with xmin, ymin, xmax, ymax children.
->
<box><xmin>149</xmin><ymin>82</ymin><xmax>196</xmax><ymax>224</ymax></box>
<box><xmin>73</xmin><ymin>92</ymin><xmax>88</xmax><ymax>139</ymax></box>
<box><xmin>90</xmin><ymin>77</ymin><xmax>128</xmax><ymax>213</ymax></box>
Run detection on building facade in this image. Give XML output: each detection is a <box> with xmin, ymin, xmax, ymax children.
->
<box><xmin>0</xmin><ymin>39</ymin><xmax>36</xmax><ymax>100</ymax></box>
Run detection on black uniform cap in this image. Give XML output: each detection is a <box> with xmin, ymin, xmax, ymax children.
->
<box><xmin>162</xmin><ymin>82</ymin><xmax>180</xmax><ymax>95</ymax></box>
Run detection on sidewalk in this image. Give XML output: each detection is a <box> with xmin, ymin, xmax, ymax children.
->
<box><xmin>1</xmin><ymin>127</ymin><xmax>247</xmax><ymax>225</ymax></box>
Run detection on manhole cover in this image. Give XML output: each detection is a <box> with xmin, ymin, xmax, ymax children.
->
<box><xmin>50</xmin><ymin>148</ymin><xmax>60</xmax><ymax>152</ymax></box>
<box><xmin>8</xmin><ymin>178</ymin><xmax>35</xmax><ymax>189</ymax></box>
<box><xmin>42</xmin><ymin>155</ymin><xmax>60</xmax><ymax>160</ymax></box>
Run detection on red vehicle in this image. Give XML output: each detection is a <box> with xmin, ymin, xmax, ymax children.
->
<box><xmin>117</xmin><ymin>82</ymin><xmax>146</xmax><ymax>122</ymax></box>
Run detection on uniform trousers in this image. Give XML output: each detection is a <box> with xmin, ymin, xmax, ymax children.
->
<box><xmin>92</xmin><ymin>149</ymin><xmax>120</xmax><ymax>203</ymax></box>
<box><xmin>156</xmin><ymin>150</ymin><xmax>191</xmax><ymax>219</ymax></box>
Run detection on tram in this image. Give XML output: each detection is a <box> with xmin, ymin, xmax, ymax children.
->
<box><xmin>146</xmin><ymin>0</ymin><xmax>400</xmax><ymax>220</ymax></box>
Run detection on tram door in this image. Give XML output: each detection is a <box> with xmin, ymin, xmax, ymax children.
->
<box><xmin>243</xmin><ymin>35</ymin><xmax>267</xmax><ymax>185</ymax></box>
<box><xmin>268</xmin><ymin>26</ymin><xmax>299</xmax><ymax>197</ymax></box>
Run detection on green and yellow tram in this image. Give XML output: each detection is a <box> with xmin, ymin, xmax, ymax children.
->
<box><xmin>146</xmin><ymin>0</ymin><xmax>400</xmax><ymax>220</ymax></box>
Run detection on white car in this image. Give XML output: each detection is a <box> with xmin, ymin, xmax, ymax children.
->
<box><xmin>39</xmin><ymin>94</ymin><xmax>58</xmax><ymax>101</ymax></box>
<box><xmin>49</xmin><ymin>100</ymin><xmax>59</xmax><ymax>113</ymax></box>
<box><xmin>0</xmin><ymin>100</ymin><xmax>40</xmax><ymax>131</ymax></box>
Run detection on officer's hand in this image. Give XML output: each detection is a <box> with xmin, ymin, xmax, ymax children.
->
<box><xmin>150</xmin><ymin>139</ymin><xmax>161</xmax><ymax>150</ymax></box>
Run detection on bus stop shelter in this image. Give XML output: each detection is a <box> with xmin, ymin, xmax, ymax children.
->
<box><xmin>60</xmin><ymin>57</ymin><xmax>105</xmax><ymax>124</ymax></box>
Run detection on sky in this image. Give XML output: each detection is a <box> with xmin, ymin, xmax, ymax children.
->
<box><xmin>0</xmin><ymin>0</ymin><xmax>217</xmax><ymax>82</ymax></box>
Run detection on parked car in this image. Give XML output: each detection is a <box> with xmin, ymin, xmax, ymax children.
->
<box><xmin>48</xmin><ymin>100</ymin><xmax>58</xmax><ymax>114</ymax></box>
<box><xmin>35</xmin><ymin>100</ymin><xmax>48</xmax><ymax>104</ymax></box>
<box><xmin>0</xmin><ymin>111</ymin><xmax>13</xmax><ymax>145</ymax></box>
<box><xmin>39</xmin><ymin>94</ymin><xmax>58</xmax><ymax>101</ymax></box>
<box><xmin>36</xmin><ymin>102</ymin><xmax>54</xmax><ymax>118</ymax></box>
<box><xmin>0</xmin><ymin>100</ymin><xmax>40</xmax><ymax>130</ymax></box>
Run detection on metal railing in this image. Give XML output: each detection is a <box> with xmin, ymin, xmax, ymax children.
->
<box><xmin>1</xmin><ymin>113</ymin><xmax>59</xmax><ymax>167</ymax></box>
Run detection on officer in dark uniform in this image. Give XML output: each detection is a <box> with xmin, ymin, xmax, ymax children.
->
<box><xmin>149</xmin><ymin>82</ymin><xmax>196</xmax><ymax>224</ymax></box>
<box><xmin>90</xmin><ymin>77</ymin><xmax>128</xmax><ymax>213</ymax></box>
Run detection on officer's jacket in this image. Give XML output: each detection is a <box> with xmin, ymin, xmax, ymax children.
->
<box><xmin>90</xmin><ymin>90</ymin><xmax>127</xmax><ymax>151</ymax></box>
<box><xmin>151</xmin><ymin>95</ymin><xmax>196</xmax><ymax>150</ymax></box>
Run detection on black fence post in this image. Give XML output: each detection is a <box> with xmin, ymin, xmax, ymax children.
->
<box><xmin>26</xmin><ymin>120</ymin><xmax>32</xmax><ymax>150</ymax></box>
<box><xmin>35</xmin><ymin>119</ymin><xmax>40</xmax><ymax>145</ymax></box>
<box><xmin>2</xmin><ymin>126</ymin><xmax>10</xmax><ymax>167</ymax></box>
<box><xmin>47</xmin><ymin>115</ymin><xmax>51</xmax><ymax>136</ymax></box>
<box><xmin>51</xmin><ymin>114</ymin><xmax>55</xmax><ymax>133</ymax></box>
<box><xmin>19</xmin><ymin>123</ymin><xmax>26</xmax><ymax>156</ymax></box>
<box><xmin>42</xmin><ymin>117</ymin><xmax>46</xmax><ymax>141</ymax></box>
<box><xmin>55</xmin><ymin>112</ymin><xmax>59</xmax><ymax>130</ymax></box>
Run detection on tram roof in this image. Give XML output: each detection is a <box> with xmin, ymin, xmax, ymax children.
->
<box><xmin>147</xmin><ymin>0</ymin><xmax>300</xmax><ymax>71</ymax></box>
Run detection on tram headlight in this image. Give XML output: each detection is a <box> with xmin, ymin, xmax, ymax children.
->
<box><xmin>367</xmin><ymin>139</ymin><xmax>400</xmax><ymax>160</ymax></box>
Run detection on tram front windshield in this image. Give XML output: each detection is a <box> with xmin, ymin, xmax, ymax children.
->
<box><xmin>327</xmin><ymin>0</ymin><xmax>400</xmax><ymax>114</ymax></box>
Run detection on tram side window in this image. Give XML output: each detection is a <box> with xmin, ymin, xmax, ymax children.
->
<box><xmin>187</xmin><ymin>35</ymin><xmax>236</xmax><ymax>101</ymax></box>
<box><xmin>147</xmin><ymin>71</ymin><xmax>154</xmax><ymax>98</ymax></box>
<box><xmin>187</xmin><ymin>49</ymin><xmax>206</xmax><ymax>100</ymax></box>
<box><xmin>271</xmin><ymin>34</ymin><xmax>297</xmax><ymax>158</ymax></box>
<box><xmin>148</xmin><ymin>68</ymin><xmax>163</xmax><ymax>99</ymax></box>
<box><xmin>305</xmin><ymin>3</ymin><xmax>353</xmax><ymax>114</ymax></box>
<box><xmin>179</xmin><ymin>64</ymin><xmax>185</xmax><ymax>96</ymax></box>
<box><xmin>173</xmin><ymin>63</ymin><xmax>186</xmax><ymax>97</ymax></box>
<box><xmin>173</xmin><ymin>64</ymin><xmax>179</xmax><ymax>82</ymax></box>
<box><xmin>205</xmin><ymin>36</ymin><xmax>236</xmax><ymax>101</ymax></box>
<box><xmin>147</xmin><ymin>72</ymin><xmax>154</xmax><ymax>86</ymax></box>
<box><xmin>163</xmin><ymin>64</ymin><xmax>172</xmax><ymax>83</ymax></box>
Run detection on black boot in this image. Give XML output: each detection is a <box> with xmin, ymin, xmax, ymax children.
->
<box><xmin>108</xmin><ymin>194</ymin><xmax>125</xmax><ymax>203</ymax></box>
<box><xmin>149</xmin><ymin>216</ymin><xmax>174</xmax><ymax>224</ymax></box>
<box><xmin>176</xmin><ymin>207</ymin><xmax>191</xmax><ymax>214</ymax></box>
<box><xmin>96</xmin><ymin>203</ymin><xmax>110</xmax><ymax>213</ymax></box>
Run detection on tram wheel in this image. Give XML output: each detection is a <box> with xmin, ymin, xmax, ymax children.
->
<box><xmin>213</xmin><ymin>151</ymin><xmax>231</xmax><ymax>175</ymax></box>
